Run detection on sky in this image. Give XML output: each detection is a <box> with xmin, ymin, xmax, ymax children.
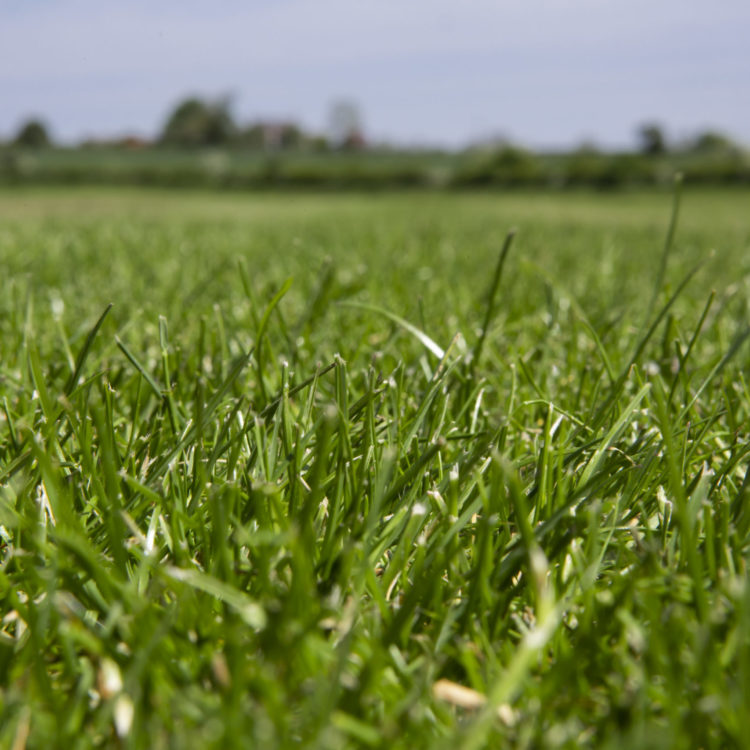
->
<box><xmin>2</xmin><ymin>0</ymin><xmax>749</xmax><ymax>150</ymax></box>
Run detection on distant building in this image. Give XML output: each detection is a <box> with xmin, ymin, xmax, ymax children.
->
<box><xmin>328</xmin><ymin>100</ymin><xmax>366</xmax><ymax>150</ymax></box>
<box><xmin>80</xmin><ymin>135</ymin><xmax>152</xmax><ymax>150</ymax></box>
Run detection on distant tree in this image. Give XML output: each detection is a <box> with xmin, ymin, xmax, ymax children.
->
<box><xmin>638</xmin><ymin>123</ymin><xmax>667</xmax><ymax>156</ymax></box>
<box><xmin>279</xmin><ymin>124</ymin><xmax>304</xmax><ymax>150</ymax></box>
<box><xmin>490</xmin><ymin>145</ymin><xmax>542</xmax><ymax>185</ymax></box>
<box><xmin>690</xmin><ymin>130</ymin><xmax>737</xmax><ymax>154</ymax></box>
<box><xmin>239</xmin><ymin>123</ymin><xmax>267</xmax><ymax>150</ymax></box>
<box><xmin>160</xmin><ymin>97</ymin><xmax>236</xmax><ymax>147</ymax></box>
<box><xmin>238</xmin><ymin>122</ymin><xmax>306</xmax><ymax>151</ymax></box>
<box><xmin>14</xmin><ymin>119</ymin><xmax>51</xmax><ymax>148</ymax></box>
<box><xmin>574</xmin><ymin>140</ymin><xmax>600</xmax><ymax>155</ymax></box>
<box><xmin>328</xmin><ymin>100</ymin><xmax>365</xmax><ymax>149</ymax></box>
<box><xmin>309</xmin><ymin>135</ymin><xmax>330</xmax><ymax>152</ymax></box>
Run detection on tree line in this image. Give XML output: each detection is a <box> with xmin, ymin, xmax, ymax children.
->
<box><xmin>5</xmin><ymin>96</ymin><xmax>745</xmax><ymax>158</ymax></box>
<box><xmin>3</xmin><ymin>97</ymin><xmax>748</xmax><ymax>189</ymax></box>
<box><xmin>7</xmin><ymin>97</ymin><xmax>364</xmax><ymax>152</ymax></box>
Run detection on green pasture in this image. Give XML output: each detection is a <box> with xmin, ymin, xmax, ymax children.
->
<box><xmin>0</xmin><ymin>186</ymin><xmax>749</xmax><ymax>748</ymax></box>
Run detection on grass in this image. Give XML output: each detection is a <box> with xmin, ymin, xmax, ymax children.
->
<box><xmin>0</xmin><ymin>186</ymin><xmax>749</xmax><ymax>748</ymax></box>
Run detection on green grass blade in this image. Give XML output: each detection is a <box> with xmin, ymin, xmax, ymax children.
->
<box><xmin>471</xmin><ymin>229</ymin><xmax>515</xmax><ymax>372</ymax></box>
<box><xmin>64</xmin><ymin>303</ymin><xmax>112</xmax><ymax>396</ymax></box>
<box><xmin>341</xmin><ymin>300</ymin><xmax>446</xmax><ymax>359</ymax></box>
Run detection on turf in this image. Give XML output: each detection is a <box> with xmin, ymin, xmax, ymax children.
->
<box><xmin>1</xmin><ymin>186</ymin><xmax>749</xmax><ymax>748</ymax></box>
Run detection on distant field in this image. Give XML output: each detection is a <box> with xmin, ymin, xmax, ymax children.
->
<box><xmin>1</xmin><ymin>187</ymin><xmax>749</xmax><ymax>748</ymax></box>
<box><xmin>1</xmin><ymin>187</ymin><xmax>748</xmax><ymax>332</ymax></box>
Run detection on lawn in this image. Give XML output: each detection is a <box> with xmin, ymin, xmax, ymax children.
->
<box><xmin>1</xmin><ymin>186</ymin><xmax>749</xmax><ymax>748</ymax></box>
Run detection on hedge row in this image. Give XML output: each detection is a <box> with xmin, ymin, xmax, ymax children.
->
<box><xmin>2</xmin><ymin>148</ymin><xmax>748</xmax><ymax>190</ymax></box>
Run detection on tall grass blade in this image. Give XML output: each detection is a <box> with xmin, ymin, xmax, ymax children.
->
<box><xmin>471</xmin><ymin>229</ymin><xmax>515</xmax><ymax>372</ymax></box>
<box><xmin>64</xmin><ymin>303</ymin><xmax>113</xmax><ymax>395</ymax></box>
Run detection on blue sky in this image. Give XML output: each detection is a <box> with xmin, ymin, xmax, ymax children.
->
<box><xmin>2</xmin><ymin>0</ymin><xmax>749</xmax><ymax>148</ymax></box>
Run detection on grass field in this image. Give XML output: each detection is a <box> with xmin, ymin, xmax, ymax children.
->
<box><xmin>1</xmin><ymin>186</ymin><xmax>749</xmax><ymax>748</ymax></box>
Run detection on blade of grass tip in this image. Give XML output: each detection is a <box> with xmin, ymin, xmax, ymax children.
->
<box><xmin>583</xmin><ymin>260</ymin><xmax>704</xmax><ymax>437</ymax></box>
<box><xmin>492</xmin><ymin>453</ymin><xmax>551</xmax><ymax>612</ymax></box>
<box><xmin>574</xmin><ymin>191</ymin><xmax>695</xmax><ymax>436</ymax></box>
<box><xmin>0</xmin><ymin>450</ymin><xmax>32</xmax><ymax>483</ymax></box>
<box><xmin>115</xmin><ymin>335</ymin><xmax>163</xmax><ymax>398</ymax></box>
<box><xmin>431</xmin><ymin>331</ymin><xmax>463</xmax><ymax>383</ymax></box>
<box><xmin>159</xmin><ymin>315</ymin><xmax>180</xmax><ymax>432</ymax></box>
<box><xmin>27</xmin><ymin>340</ymin><xmax>56</xmax><ymax>426</ymax></box>
<box><xmin>296</xmin><ymin>258</ymin><xmax>334</xmax><ymax>335</ymax></box>
<box><xmin>733</xmin><ymin>464</ymin><xmax>750</xmax><ymax>533</ymax></box>
<box><xmin>145</xmin><ymin>348</ymin><xmax>253</xmax><ymax>483</ymax></box>
<box><xmin>259</xmin><ymin>360</ymin><xmax>338</xmax><ymax>420</ymax></box>
<box><xmin>626</xmin><ymin>258</ymin><xmax>703</xmax><ymax>382</ymax></box>
<box><xmin>163</xmin><ymin>566</ymin><xmax>266</xmax><ymax>630</ymax></box>
<box><xmin>652</xmin><ymin>378</ymin><xmax>708</xmax><ymax>622</ymax></box>
<box><xmin>299</xmin><ymin>404</ymin><xmax>337</xmax><ymax>556</ymax></box>
<box><xmin>576</xmin><ymin>316</ymin><xmax>616</xmax><ymax>386</ymax></box>
<box><xmin>521</xmin><ymin>399</ymin><xmax>592</xmax><ymax>433</ymax></box>
<box><xmin>516</xmin><ymin>355</ymin><xmax>546</xmax><ymax>401</ymax></box>
<box><xmin>679</xmin><ymin>325</ymin><xmax>750</xmax><ymax>422</ymax></box>
<box><xmin>340</xmin><ymin>301</ymin><xmax>445</xmax><ymax>359</ymax></box>
<box><xmin>27</xmin><ymin>434</ymin><xmax>81</xmax><ymax>533</ymax></box>
<box><xmin>212</xmin><ymin>304</ymin><xmax>229</xmax><ymax>379</ymax></box>
<box><xmin>255</xmin><ymin>276</ymin><xmax>293</xmax><ymax>404</ymax></box>
<box><xmin>472</xmin><ymin>229</ymin><xmax>516</xmax><ymax>373</ymax></box>
<box><xmin>2</xmin><ymin>397</ymin><xmax>19</xmax><ymax>451</ymax></box>
<box><xmin>54</xmin><ymin>313</ymin><xmax>75</xmax><ymax>375</ymax></box>
<box><xmin>579</xmin><ymin>383</ymin><xmax>651</xmax><ymax>488</ymax></box>
<box><xmin>643</xmin><ymin>173</ymin><xmax>683</xmax><ymax>329</ymax></box>
<box><xmin>668</xmin><ymin>290</ymin><xmax>715</xmax><ymax>405</ymax></box>
<box><xmin>64</xmin><ymin>303</ymin><xmax>113</xmax><ymax>396</ymax></box>
<box><xmin>401</xmin><ymin>358</ymin><xmax>459</xmax><ymax>451</ymax></box>
<box><xmin>236</xmin><ymin>259</ymin><xmax>261</xmax><ymax>329</ymax></box>
<box><xmin>382</xmin><ymin>438</ymin><xmax>445</xmax><ymax>508</ymax></box>
<box><xmin>524</xmin><ymin>261</ymin><xmax>616</xmax><ymax>386</ymax></box>
<box><xmin>348</xmin><ymin>383</ymin><xmax>388</xmax><ymax>421</ymax></box>
<box><xmin>91</xmin><ymin>406</ymin><xmax>128</xmax><ymax>575</ymax></box>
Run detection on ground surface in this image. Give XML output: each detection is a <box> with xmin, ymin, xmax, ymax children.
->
<box><xmin>1</xmin><ymin>187</ymin><xmax>749</xmax><ymax>748</ymax></box>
